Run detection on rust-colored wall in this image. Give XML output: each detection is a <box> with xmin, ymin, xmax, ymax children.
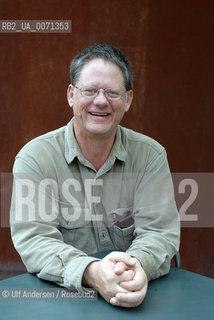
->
<box><xmin>143</xmin><ymin>0</ymin><xmax>214</xmax><ymax>278</ymax></box>
<box><xmin>0</xmin><ymin>0</ymin><xmax>213</xmax><ymax>279</ymax></box>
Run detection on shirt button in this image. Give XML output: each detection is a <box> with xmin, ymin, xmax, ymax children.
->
<box><xmin>102</xmin><ymin>233</ymin><xmax>106</xmax><ymax>238</ymax></box>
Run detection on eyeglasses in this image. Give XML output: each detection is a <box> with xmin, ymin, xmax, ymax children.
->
<box><xmin>74</xmin><ymin>85</ymin><xmax>127</xmax><ymax>101</ymax></box>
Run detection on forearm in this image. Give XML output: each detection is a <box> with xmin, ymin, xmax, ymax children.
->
<box><xmin>10</xmin><ymin>157</ymin><xmax>99</xmax><ymax>289</ymax></box>
<box><xmin>126</xmin><ymin>226</ymin><xmax>180</xmax><ymax>280</ymax></box>
<box><xmin>10</xmin><ymin>220</ymin><xmax>99</xmax><ymax>288</ymax></box>
<box><xmin>131</xmin><ymin>150</ymin><xmax>180</xmax><ymax>280</ymax></box>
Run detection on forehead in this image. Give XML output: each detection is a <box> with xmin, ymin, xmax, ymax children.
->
<box><xmin>77</xmin><ymin>58</ymin><xmax>124</xmax><ymax>88</ymax></box>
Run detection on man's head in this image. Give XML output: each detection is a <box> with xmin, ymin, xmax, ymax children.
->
<box><xmin>67</xmin><ymin>44</ymin><xmax>133</xmax><ymax>139</ymax></box>
<box><xmin>69</xmin><ymin>43</ymin><xmax>133</xmax><ymax>91</ymax></box>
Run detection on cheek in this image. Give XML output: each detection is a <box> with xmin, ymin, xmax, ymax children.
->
<box><xmin>113</xmin><ymin>103</ymin><xmax>126</xmax><ymax>115</ymax></box>
<box><xmin>73</xmin><ymin>101</ymin><xmax>89</xmax><ymax>117</ymax></box>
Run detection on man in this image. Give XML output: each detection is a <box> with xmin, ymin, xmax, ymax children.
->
<box><xmin>10</xmin><ymin>43</ymin><xmax>180</xmax><ymax>308</ymax></box>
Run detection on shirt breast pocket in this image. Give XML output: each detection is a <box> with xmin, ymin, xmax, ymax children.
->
<box><xmin>58</xmin><ymin>203</ymin><xmax>94</xmax><ymax>251</ymax></box>
<box><xmin>111</xmin><ymin>208</ymin><xmax>135</xmax><ymax>251</ymax></box>
<box><xmin>113</xmin><ymin>224</ymin><xmax>135</xmax><ymax>251</ymax></box>
<box><xmin>59</xmin><ymin>202</ymin><xmax>91</xmax><ymax>229</ymax></box>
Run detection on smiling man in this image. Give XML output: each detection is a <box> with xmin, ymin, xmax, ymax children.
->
<box><xmin>67</xmin><ymin>57</ymin><xmax>133</xmax><ymax>170</ymax></box>
<box><xmin>10</xmin><ymin>43</ymin><xmax>180</xmax><ymax>308</ymax></box>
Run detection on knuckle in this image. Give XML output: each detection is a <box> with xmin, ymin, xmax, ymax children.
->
<box><xmin>137</xmin><ymin>294</ymin><xmax>143</xmax><ymax>303</ymax></box>
<box><xmin>118</xmin><ymin>261</ymin><xmax>125</xmax><ymax>269</ymax></box>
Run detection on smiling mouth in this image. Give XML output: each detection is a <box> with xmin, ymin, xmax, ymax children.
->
<box><xmin>89</xmin><ymin>112</ymin><xmax>109</xmax><ymax>117</ymax></box>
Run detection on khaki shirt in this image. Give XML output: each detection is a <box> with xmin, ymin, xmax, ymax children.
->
<box><xmin>10</xmin><ymin>119</ymin><xmax>180</xmax><ymax>289</ymax></box>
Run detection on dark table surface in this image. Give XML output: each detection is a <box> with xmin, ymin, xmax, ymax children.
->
<box><xmin>0</xmin><ymin>255</ymin><xmax>213</xmax><ymax>320</ymax></box>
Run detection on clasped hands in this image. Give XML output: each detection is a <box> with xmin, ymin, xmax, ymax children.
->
<box><xmin>83</xmin><ymin>251</ymin><xmax>148</xmax><ymax>308</ymax></box>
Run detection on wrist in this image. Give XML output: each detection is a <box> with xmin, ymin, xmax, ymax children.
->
<box><xmin>82</xmin><ymin>260</ymin><xmax>99</xmax><ymax>288</ymax></box>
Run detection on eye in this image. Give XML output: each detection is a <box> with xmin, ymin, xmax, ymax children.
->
<box><xmin>106</xmin><ymin>90</ymin><xmax>120</xmax><ymax>99</ymax></box>
<box><xmin>83</xmin><ymin>87</ymin><xmax>97</xmax><ymax>96</ymax></box>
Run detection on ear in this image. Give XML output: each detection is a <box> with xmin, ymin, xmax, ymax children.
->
<box><xmin>67</xmin><ymin>84</ymin><xmax>74</xmax><ymax>108</ymax></box>
<box><xmin>124</xmin><ymin>90</ymin><xmax>133</xmax><ymax>112</ymax></box>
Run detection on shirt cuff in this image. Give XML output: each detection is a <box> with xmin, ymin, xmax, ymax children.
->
<box><xmin>64</xmin><ymin>256</ymin><xmax>100</xmax><ymax>289</ymax></box>
<box><xmin>126</xmin><ymin>249</ymin><xmax>156</xmax><ymax>281</ymax></box>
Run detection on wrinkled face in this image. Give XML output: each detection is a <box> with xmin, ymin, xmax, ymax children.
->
<box><xmin>67</xmin><ymin>58</ymin><xmax>133</xmax><ymax>139</ymax></box>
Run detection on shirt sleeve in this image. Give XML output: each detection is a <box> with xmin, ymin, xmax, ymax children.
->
<box><xmin>10</xmin><ymin>156</ymin><xmax>99</xmax><ymax>289</ymax></box>
<box><xmin>126</xmin><ymin>148</ymin><xmax>180</xmax><ymax>281</ymax></box>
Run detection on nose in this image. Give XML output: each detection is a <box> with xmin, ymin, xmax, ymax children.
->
<box><xmin>93</xmin><ymin>89</ymin><xmax>109</xmax><ymax>106</ymax></box>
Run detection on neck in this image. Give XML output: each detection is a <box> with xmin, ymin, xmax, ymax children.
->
<box><xmin>74</xmin><ymin>124</ymin><xmax>117</xmax><ymax>171</ymax></box>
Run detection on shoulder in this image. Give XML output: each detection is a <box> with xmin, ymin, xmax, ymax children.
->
<box><xmin>119</xmin><ymin>126</ymin><xmax>168</xmax><ymax>173</ymax></box>
<box><xmin>119</xmin><ymin>126</ymin><xmax>165</xmax><ymax>154</ymax></box>
<box><xmin>16</xmin><ymin>125</ymin><xmax>66</xmax><ymax>160</ymax></box>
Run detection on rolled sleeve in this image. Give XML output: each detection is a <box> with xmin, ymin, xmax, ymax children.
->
<box><xmin>127</xmin><ymin>149</ymin><xmax>180</xmax><ymax>280</ymax></box>
<box><xmin>10</xmin><ymin>156</ymin><xmax>99</xmax><ymax>289</ymax></box>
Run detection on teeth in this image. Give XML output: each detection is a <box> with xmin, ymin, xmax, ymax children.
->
<box><xmin>90</xmin><ymin>112</ymin><xmax>108</xmax><ymax>116</ymax></box>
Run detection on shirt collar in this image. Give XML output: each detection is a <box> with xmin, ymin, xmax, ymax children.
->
<box><xmin>109</xmin><ymin>125</ymin><xmax>126</xmax><ymax>163</ymax></box>
<box><xmin>64</xmin><ymin>118</ymin><xmax>83</xmax><ymax>164</ymax></box>
<box><xmin>64</xmin><ymin>118</ymin><xmax>127</xmax><ymax>165</ymax></box>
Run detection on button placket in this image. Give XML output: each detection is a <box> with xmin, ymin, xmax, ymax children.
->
<box><xmin>91</xmin><ymin>181</ymin><xmax>113</xmax><ymax>250</ymax></box>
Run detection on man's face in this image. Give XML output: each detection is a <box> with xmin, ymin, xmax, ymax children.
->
<box><xmin>67</xmin><ymin>58</ymin><xmax>133</xmax><ymax>139</ymax></box>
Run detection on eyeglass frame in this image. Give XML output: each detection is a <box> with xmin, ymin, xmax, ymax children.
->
<box><xmin>73</xmin><ymin>85</ymin><xmax>128</xmax><ymax>101</ymax></box>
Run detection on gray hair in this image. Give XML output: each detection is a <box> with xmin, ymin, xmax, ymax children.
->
<box><xmin>69</xmin><ymin>43</ymin><xmax>133</xmax><ymax>91</ymax></box>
